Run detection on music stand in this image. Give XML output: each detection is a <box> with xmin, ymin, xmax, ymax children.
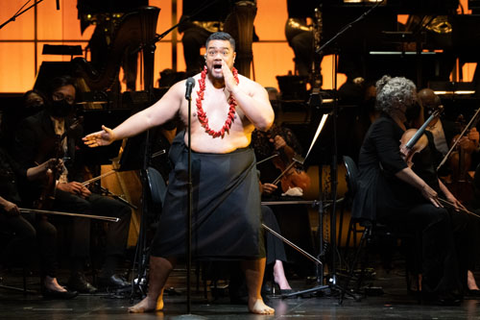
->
<box><xmin>284</xmin><ymin>1</ymin><xmax>386</xmax><ymax>300</ymax></box>
<box><xmin>115</xmin><ymin>128</ymin><xmax>152</xmax><ymax>299</ymax></box>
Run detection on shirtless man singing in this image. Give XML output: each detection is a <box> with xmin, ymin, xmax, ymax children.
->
<box><xmin>83</xmin><ymin>32</ymin><xmax>275</xmax><ymax>315</ymax></box>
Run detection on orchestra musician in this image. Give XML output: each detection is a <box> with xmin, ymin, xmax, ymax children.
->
<box><xmin>403</xmin><ymin>93</ymin><xmax>477</xmax><ymax>296</ymax></box>
<box><xmin>12</xmin><ymin>76</ymin><xmax>131</xmax><ymax>293</ymax></box>
<box><xmin>0</xmin><ymin>90</ymin><xmax>45</xmax><ymax>152</ymax></box>
<box><xmin>260</xmin><ymin>202</ymin><xmax>294</xmax><ymax>295</ymax></box>
<box><xmin>83</xmin><ymin>32</ymin><xmax>275</xmax><ymax>315</ymax></box>
<box><xmin>0</xmin><ymin>147</ymin><xmax>78</xmax><ymax>299</ymax></box>
<box><xmin>252</xmin><ymin>122</ymin><xmax>310</xmax><ymax>197</ymax></box>
<box><xmin>416</xmin><ymin>89</ymin><xmax>480</xmax><ymax>295</ymax></box>
<box><xmin>352</xmin><ymin>75</ymin><xmax>464</xmax><ymax>304</ymax></box>
<box><xmin>418</xmin><ymin>88</ymin><xmax>479</xmax><ymax>171</ymax></box>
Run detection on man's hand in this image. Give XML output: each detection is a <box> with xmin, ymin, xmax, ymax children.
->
<box><xmin>83</xmin><ymin>125</ymin><xmax>116</xmax><ymax>148</ymax></box>
<box><xmin>222</xmin><ymin>59</ymin><xmax>238</xmax><ymax>93</ymax></box>
<box><xmin>57</xmin><ymin>181</ymin><xmax>91</xmax><ymax>198</ymax></box>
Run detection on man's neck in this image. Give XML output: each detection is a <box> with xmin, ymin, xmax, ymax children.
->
<box><xmin>208</xmin><ymin>75</ymin><xmax>225</xmax><ymax>89</ymax></box>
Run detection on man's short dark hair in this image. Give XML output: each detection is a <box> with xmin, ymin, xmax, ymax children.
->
<box><xmin>47</xmin><ymin>76</ymin><xmax>77</xmax><ymax>97</ymax></box>
<box><xmin>205</xmin><ymin>32</ymin><xmax>236</xmax><ymax>51</ymax></box>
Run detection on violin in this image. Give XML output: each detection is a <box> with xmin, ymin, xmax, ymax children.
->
<box><xmin>34</xmin><ymin>117</ymin><xmax>83</xmax><ymax>210</ymax></box>
<box><xmin>440</xmin><ymin>109</ymin><xmax>480</xmax><ymax>204</ymax></box>
<box><xmin>270</xmin><ymin>140</ymin><xmax>311</xmax><ymax>193</ymax></box>
<box><xmin>400</xmin><ymin>106</ymin><xmax>443</xmax><ymax>167</ymax></box>
<box><xmin>449</xmin><ymin>114</ymin><xmax>480</xmax><ymax>182</ymax></box>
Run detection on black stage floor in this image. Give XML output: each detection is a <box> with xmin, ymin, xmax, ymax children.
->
<box><xmin>2</xmin><ymin>260</ymin><xmax>480</xmax><ymax>320</ymax></box>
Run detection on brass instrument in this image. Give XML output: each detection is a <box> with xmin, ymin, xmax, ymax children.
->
<box><xmin>73</xmin><ymin>6</ymin><xmax>160</xmax><ymax>92</ymax></box>
<box><xmin>224</xmin><ymin>1</ymin><xmax>257</xmax><ymax>78</ymax></box>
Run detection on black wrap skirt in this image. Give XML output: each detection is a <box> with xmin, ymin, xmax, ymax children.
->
<box><xmin>150</xmin><ymin>133</ymin><xmax>265</xmax><ymax>260</ymax></box>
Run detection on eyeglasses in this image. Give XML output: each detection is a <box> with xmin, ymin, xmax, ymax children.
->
<box><xmin>53</xmin><ymin>92</ymin><xmax>75</xmax><ymax>104</ymax></box>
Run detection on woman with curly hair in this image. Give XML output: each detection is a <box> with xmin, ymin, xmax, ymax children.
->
<box><xmin>352</xmin><ymin>76</ymin><xmax>464</xmax><ymax>305</ymax></box>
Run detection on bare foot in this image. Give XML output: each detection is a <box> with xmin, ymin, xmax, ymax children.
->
<box><xmin>248</xmin><ymin>298</ymin><xmax>275</xmax><ymax>315</ymax></box>
<box><xmin>128</xmin><ymin>297</ymin><xmax>162</xmax><ymax>313</ymax></box>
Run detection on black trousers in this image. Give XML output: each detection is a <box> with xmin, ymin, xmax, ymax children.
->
<box><xmin>262</xmin><ymin>206</ymin><xmax>287</xmax><ymax>265</ymax></box>
<box><xmin>52</xmin><ymin>190</ymin><xmax>131</xmax><ymax>259</ymax></box>
<box><xmin>0</xmin><ymin>213</ymin><xmax>58</xmax><ymax>278</ymax></box>
<box><xmin>379</xmin><ymin>203</ymin><xmax>465</xmax><ymax>298</ymax></box>
<box><xmin>0</xmin><ymin>213</ymin><xmax>36</xmax><ymax>266</ymax></box>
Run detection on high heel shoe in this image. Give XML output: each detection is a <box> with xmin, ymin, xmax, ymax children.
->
<box><xmin>41</xmin><ymin>287</ymin><xmax>78</xmax><ymax>299</ymax></box>
<box><xmin>466</xmin><ymin>289</ymin><xmax>480</xmax><ymax>297</ymax></box>
<box><xmin>274</xmin><ymin>283</ymin><xmax>295</xmax><ymax>297</ymax></box>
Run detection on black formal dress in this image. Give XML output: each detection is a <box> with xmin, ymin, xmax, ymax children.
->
<box><xmin>352</xmin><ymin>113</ymin><xmax>463</xmax><ymax>300</ymax></box>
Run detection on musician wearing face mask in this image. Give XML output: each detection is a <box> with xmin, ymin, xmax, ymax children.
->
<box><xmin>12</xmin><ymin>76</ymin><xmax>131</xmax><ymax>293</ymax></box>
<box><xmin>352</xmin><ymin>76</ymin><xmax>464</xmax><ymax>304</ymax></box>
<box><xmin>0</xmin><ymin>147</ymin><xmax>77</xmax><ymax>299</ymax></box>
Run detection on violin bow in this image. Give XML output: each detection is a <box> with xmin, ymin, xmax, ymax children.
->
<box><xmin>20</xmin><ymin>208</ymin><xmax>120</xmax><ymax>222</ymax></box>
<box><xmin>271</xmin><ymin>156</ymin><xmax>304</xmax><ymax>186</ymax></box>
<box><xmin>82</xmin><ymin>170</ymin><xmax>116</xmax><ymax>186</ymax></box>
<box><xmin>256</xmin><ymin>153</ymin><xmax>279</xmax><ymax>166</ymax></box>
<box><xmin>437</xmin><ymin>107</ymin><xmax>480</xmax><ymax>171</ymax></box>
<box><xmin>437</xmin><ymin>198</ymin><xmax>480</xmax><ymax>219</ymax></box>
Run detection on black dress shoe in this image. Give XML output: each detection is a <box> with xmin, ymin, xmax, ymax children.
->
<box><xmin>42</xmin><ymin>288</ymin><xmax>78</xmax><ymax>300</ymax></box>
<box><xmin>467</xmin><ymin>289</ymin><xmax>480</xmax><ymax>297</ymax></box>
<box><xmin>68</xmin><ymin>273</ymin><xmax>98</xmax><ymax>294</ymax></box>
<box><xmin>97</xmin><ymin>274</ymin><xmax>129</xmax><ymax>289</ymax></box>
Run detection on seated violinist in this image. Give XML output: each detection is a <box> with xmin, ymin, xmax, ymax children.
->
<box><xmin>416</xmin><ymin>88</ymin><xmax>480</xmax><ymax>295</ymax></box>
<box><xmin>353</xmin><ymin>75</ymin><xmax>464</xmax><ymax>304</ymax></box>
<box><xmin>12</xmin><ymin>76</ymin><xmax>131</xmax><ymax>293</ymax></box>
<box><xmin>418</xmin><ymin>88</ymin><xmax>479</xmax><ymax>178</ymax></box>
<box><xmin>0</xmin><ymin>147</ymin><xmax>77</xmax><ymax>299</ymax></box>
<box><xmin>252</xmin><ymin>123</ymin><xmax>311</xmax><ymax>198</ymax></box>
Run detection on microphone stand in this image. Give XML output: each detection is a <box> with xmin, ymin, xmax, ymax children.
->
<box><xmin>0</xmin><ymin>0</ymin><xmax>44</xmax><ymax>30</ymax></box>
<box><xmin>185</xmin><ymin>80</ymin><xmax>194</xmax><ymax>314</ymax></box>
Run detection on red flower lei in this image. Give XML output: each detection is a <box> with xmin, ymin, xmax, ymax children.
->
<box><xmin>196</xmin><ymin>65</ymin><xmax>239</xmax><ymax>138</ymax></box>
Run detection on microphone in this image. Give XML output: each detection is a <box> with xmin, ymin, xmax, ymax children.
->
<box><xmin>56</xmin><ymin>0</ymin><xmax>60</xmax><ymax>10</ymax></box>
<box><xmin>185</xmin><ymin>77</ymin><xmax>195</xmax><ymax>100</ymax></box>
